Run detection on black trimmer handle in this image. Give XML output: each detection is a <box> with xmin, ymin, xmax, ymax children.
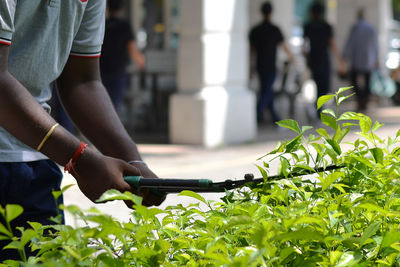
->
<box><xmin>124</xmin><ymin>176</ymin><xmax>224</xmax><ymax>194</ymax></box>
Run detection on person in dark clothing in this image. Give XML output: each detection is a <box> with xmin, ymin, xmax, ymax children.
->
<box><xmin>303</xmin><ymin>2</ymin><xmax>345</xmax><ymax>114</ymax></box>
<box><xmin>249</xmin><ymin>1</ymin><xmax>294</xmax><ymax>124</ymax></box>
<box><xmin>100</xmin><ymin>0</ymin><xmax>145</xmax><ymax>113</ymax></box>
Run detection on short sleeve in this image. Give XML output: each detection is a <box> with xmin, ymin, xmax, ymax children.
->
<box><xmin>327</xmin><ymin>24</ymin><xmax>333</xmax><ymax>38</ymax></box>
<box><xmin>249</xmin><ymin>28</ymin><xmax>256</xmax><ymax>46</ymax></box>
<box><xmin>125</xmin><ymin>22</ymin><xmax>135</xmax><ymax>42</ymax></box>
<box><xmin>70</xmin><ymin>0</ymin><xmax>106</xmax><ymax>58</ymax></box>
<box><xmin>276</xmin><ymin>27</ymin><xmax>284</xmax><ymax>43</ymax></box>
<box><xmin>0</xmin><ymin>0</ymin><xmax>16</xmax><ymax>45</ymax></box>
<box><xmin>303</xmin><ymin>23</ymin><xmax>309</xmax><ymax>38</ymax></box>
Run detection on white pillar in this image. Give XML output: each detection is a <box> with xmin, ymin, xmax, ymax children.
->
<box><xmin>130</xmin><ymin>0</ymin><xmax>143</xmax><ymax>33</ymax></box>
<box><xmin>169</xmin><ymin>0</ymin><xmax>256</xmax><ymax>147</ymax></box>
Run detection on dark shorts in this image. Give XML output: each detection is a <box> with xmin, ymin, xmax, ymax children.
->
<box><xmin>0</xmin><ymin>159</ymin><xmax>64</xmax><ymax>260</ymax></box>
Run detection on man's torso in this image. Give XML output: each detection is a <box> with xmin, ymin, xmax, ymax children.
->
<box><xmin>0</xmin><ymin>0</ymin><xmax>105</xmax><ymax>162</ymax></box>
<box><xmin>249</xmin><ymin>21</ymin><xmax>284</xmax><ymax>72</ymax></box>
<box><xmin>304</xmin><ymin>20</ymin><xmax>333</xmax><ymax>69</ymax></box>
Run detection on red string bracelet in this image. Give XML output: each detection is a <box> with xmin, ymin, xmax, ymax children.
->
<box><xmin>64</xmin><ymin>141</ymin><xmax>88</xmax><ymax>174</ymax></box>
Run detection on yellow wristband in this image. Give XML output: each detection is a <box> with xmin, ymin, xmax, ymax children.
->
<box><xmin>36</xmin><ymin>123</ymin><xmax>59</xmax><ymax>151</ymax></box>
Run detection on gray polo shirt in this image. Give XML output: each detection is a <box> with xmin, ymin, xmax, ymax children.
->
<box><xmin>0</xmin><ymin>0</ymin><xmax>105</xmax><ymax>162</ymax></box>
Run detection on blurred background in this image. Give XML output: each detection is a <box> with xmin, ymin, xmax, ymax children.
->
<box><xmin>52</xmin><ymin>0</ymin><xmax>400</xmax><ymax>147</ymax></box>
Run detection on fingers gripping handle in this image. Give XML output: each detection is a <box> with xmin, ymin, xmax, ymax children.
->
<box><xmin>124</xmin><ymin>176</ymin><xmax>163</xmax><ymax>196</ymax></box>
<box><xmin>124</xmin><ymin>176</ymin><xmax>141</xmax><ymax>188</ymax></box>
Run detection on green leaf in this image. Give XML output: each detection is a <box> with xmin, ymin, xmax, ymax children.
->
<box><xmin>330</xmin><ymin>250</ymin><xmax>343</xmax><ymax>266</ymax></box>
<box><xmin>279</xmin><ymin>247</ymin><xmax>296</xmax><ymax>264</ymax></box>
<box><xmin>359</xmin><ymin>117</ymin><xmax>372</xmax><ymax>133</ymax></box>
<box><xmin>226</xmin><ymin>215</ymin><xmax>253</xmax><ymax>228</ymax></box>
<box><xmin>371</xmin><ymin>121</ymin><xmax>384</xmax><ymax>132</ymax></box>
<box><xmin>310</xmin><ymin>143</ymin><xmax>324</xmax><ymax>157</ymax></box>
<box><xmin>338</xmin><ymin>111</ymin><xmax>361</xmax><ymax>121</ymax></box>
<box><xmin>293</xmin><ymin>164</ymin><xmax>315</xmax><ymax>173</ymax></box>
<box><xmin>251</xmin><ymin>224</ymin><xmax>266</xmax><ymax>248</ymax></box>
<box><xmin>393</xmin><ymin>147</ymin><xmax>400</xmax><ymax>156</ymax></box>
<box><xmin>335</xmin><ymin>126</ymin><xmax>350</xmax><ymax>143</ymax></box>
<box><xmin>5</xmin><ymin>205</ymin><xmax>23</xmax><ymax>223</ymax></box>
<box><xmin>370</xmin><ymin>148</ymin><xmax>384</xmax><ymax>164</ymax></box>
<box><xmin>178</xmin><ymin>190</ymin><xmax>207</xmax><ymax>205</ymax></box>
<box><xmin>51</xmin><ymin>190</ymin><xmax>62</xmax><ymax>201</ymax></box>
<box><xmin>337</xmin><ymin>86</ymin><xmax>354</xmax><ymax>94</ymax></box>
<box><xmin>0</xmin><ymin>223</ymin><xmax>12</xmax><ymax>238</ymax></box>
<box><xmin>316</xmin><ymin>128</ymin><xmax>330</xmax><ymax>139</ymax></box>
<box><xmin>276</xmin><ymin>119</ymin><xmax>301</xmax><ymax>133</ymax></box>
<box><xmin>255</xmin><ymin>164</ymin><xmax>268</xmax><ymax>178</ymax></box>
<box><xmin>96</xmin><ymin>189</ymin><xmax>143</xmax><ymax>205</ymax></box>
<box><xmin>360</xmin><ymin>221</ymin><xmax>381</xmax><ymax>246</ymax></box>
<box><xmin>293</xmin><ymin>216</ymin><xmax>325</xmax><ymax>227</ymax></box>
<box><xmin>285</xmin><ymin>135</ymin><xmax>302</xmax><ymax>153</ymax></box>
<box><xmin>335</xmin><ymin>252</ymin><xmax>361</xmax><ymax>267</ymax></box>
<box><xmin>342</xmin><ymin>122</ymin><xmax>358</xmax><ymax>127</ymax></box>
<box><xmin>322</xmin><ymin>108</ymin><xmax>336</xmax><ymax>118</ymax></box>
<box><xmin>62</xmin><ymin>246</ymin><xmax>80</xmax><ymax>260</ymax></box>
<box><xmin>321</xmin><ymin>113</ymin><xmax>337</xmax><ymax>130</ymax></box>
<box><xmin>338</xmin><ymin>92</ymin><xmax>355</xmax><ymax>104</ymax></box>
<box><xmin>332</xmin><ymin>183</ymin><xmax>349</xmax><ymax>194</ymax></box>
<box><xmin>326</xmin><ymin>139</ymin><xmax>341</xmax><ymax>155</ymax></box>
<box><xmin>301</xmin><ymin>125</ymin><xmax>313</xmax><ymax>133</ymax></box>
<box><xmin>279</xmin><ymin>156</ymin><xmax>290</xmax><ymax>177</ymax></box>
<box><xmin>263</xmin><ymin>162</ymin><xmax>269</xmax><ymax>169</ymax></box>
<box><xmin>308</xmin><ymin>134</ymin><xmax>319</xmax><ymax>142</ymax></box>
<box><xmin>257</xmin><ymin>141</ymin><xmax>283</xmax><ymax>159</ymax></box>
<box><xmin>317</xmin><ymin>94</ymin><xmax>335</xmax><ymax>110</ymax></box>
<box><xmin>20</xmin><ymin>229</ymin><xmax>36</xmax><ymax>247</ymax></box>
<box><xmin>134</xmin><ymin>206</ymin><xmax>165</xmax><ymax>220</ymax></box>
<box><xmin>321</xmin><ymin>172</ymin><xmax>343</xmax><ymax>191</ymax></box>
<box><xmin>382</xmin><ymin>231</ymin><xmax>400</xmax><ymax>248</ymax></box>
<box><xmin>274</xmin><ymin>228</ymin><xmax>323</xmax><ymax>242</ymax></box>
<box><xmin>4</xmin><ymin>240</ymin><xmax>20</xmax><ymax>250</ymax></box>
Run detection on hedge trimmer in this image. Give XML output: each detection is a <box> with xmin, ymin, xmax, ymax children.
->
<box><xmin>124</xmin><ymin>165</ymin><xmax>343</xmax><ymax>195</ymax></box>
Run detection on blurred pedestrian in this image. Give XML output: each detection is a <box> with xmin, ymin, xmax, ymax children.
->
<box><xmin>343</xmin><ymin>8</ymin><xmax>379</xmax><ymax>111</ymax></box>
<box><xmin>303</xmin><ymin>2</ymin><xmax>345</xmax><ymax>114</ymax></box>
<box><xmin>100</xmin><ymin>0</ymin><xmax>145</xmax><ymax>113</ymax></box>
<box><xmin>249</xmin><ymin>1</ymin><xmax>294</xmax><ymax>124</ymax></box>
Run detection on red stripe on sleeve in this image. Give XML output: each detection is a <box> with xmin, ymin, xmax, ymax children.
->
<box><xmin>0</xmin><ymin>41</ymin><xmax>11</xmax><ymax>46</ymax></box>
<box><xmin>70</xmin><ymin>54</ymin><xmax>101</xmax><ymax>58</ymax></box>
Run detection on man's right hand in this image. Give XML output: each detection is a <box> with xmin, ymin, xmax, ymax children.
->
<box><xmin>128</xmin><ymin>161</ymin><xmax>167</xmax><ymax>207</ymax></box>
<box><xmin>72</xmin><ymin>148</ymin><xmax>165</xmax><ymax>207</ymax></box>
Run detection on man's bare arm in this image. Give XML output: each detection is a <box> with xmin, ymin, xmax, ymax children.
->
<box><xmin>280</xmin><ymin>42</ymin><xmax>295</xmax><ymax>63</ymax></box>
<box><xmin>57</xmin><ymin>56</ymin><xmax>164</xmax><ymax>206</ymax></box>
<box><xmin>329</xmin><ymin>38</ymin><xmax>346</xmax><ymax>74</ymax></box>
<box><xmin>127</xmin><ymin>41</ymin><xmax>145</xmax><ymax>70</ymax></box>
<box><xmin>0</xmin><ymin>45</ymin><xmax>79</xmax><ymax>165</ymax></box>
<box><xmin>56</xmin><ymin>56</ymin><xmax>142</xmax><ymax>162</ymax></box>
<box><xmin>0</xmin><ymin>45</ymin><xmax>149</xmax><ymax>204</ymax></box>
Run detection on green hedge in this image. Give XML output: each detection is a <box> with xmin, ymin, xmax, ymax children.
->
<box><xmin>1</xmin><ymin>87</ymin><xmax>400</xmax><ymax>266</ymax></box>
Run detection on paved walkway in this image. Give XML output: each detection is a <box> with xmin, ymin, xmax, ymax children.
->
<box><xmin>62</xmin><ymin>96</ymin><xmax>400</xmax><ymax>225</ymax></box>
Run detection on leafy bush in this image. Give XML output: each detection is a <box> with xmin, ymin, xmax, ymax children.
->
<box><xmin>1</xmin><ymin>87</ymin><xmax>400</xmax><ymax>266</ymax></box>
